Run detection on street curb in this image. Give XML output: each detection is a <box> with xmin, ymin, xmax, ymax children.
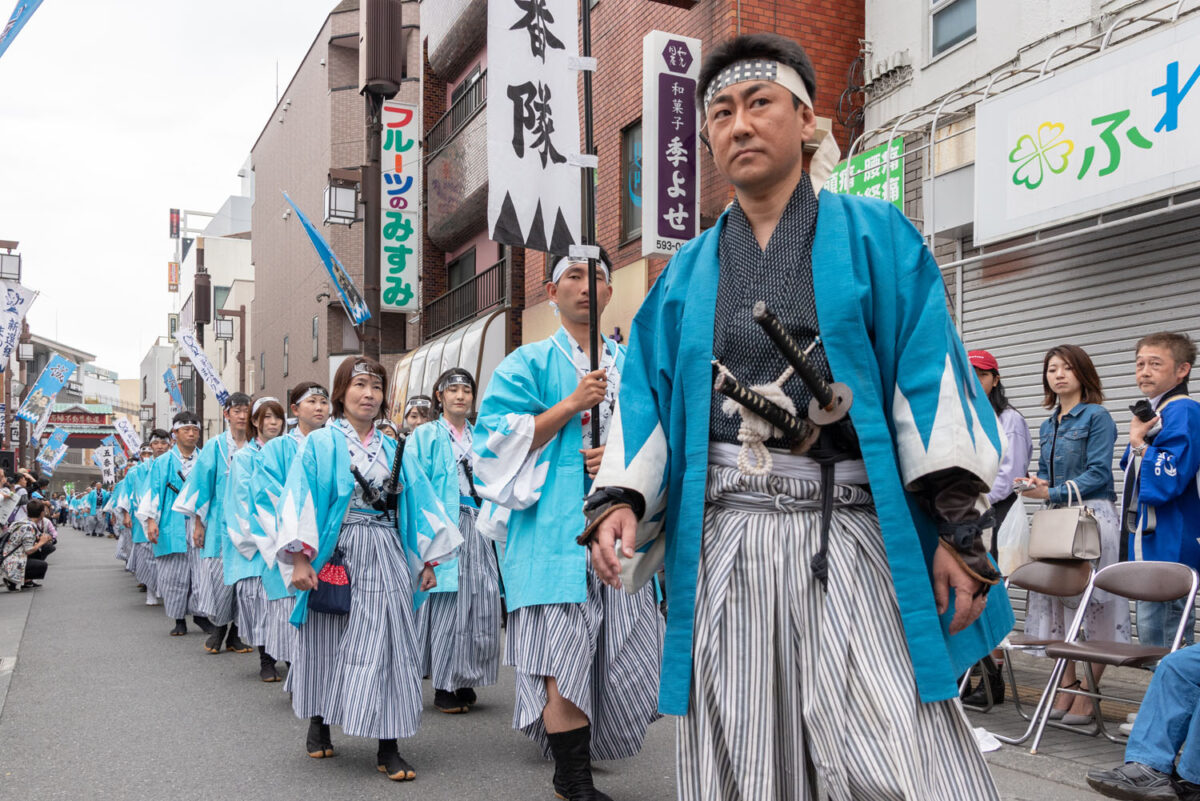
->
<box><xmin>0</xmin><ymin>588</ymin><xmax>35</xmax><ymax>721</ymax></box>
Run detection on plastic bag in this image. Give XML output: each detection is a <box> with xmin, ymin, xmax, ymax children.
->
<box><xmin>996</xmin><ymin>495</ymin><xmax>1031</xmax><ymax>576</ymax></box>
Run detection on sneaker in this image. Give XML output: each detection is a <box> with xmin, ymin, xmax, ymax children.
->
<box><xmin>1086</xmin><ymin>762</ymin><xmax>1177</xmax><ymax>799</ymax></box>
<box><xmin>1174</xmin><ymin>777</ymin><xmax>1200</xmax><ymax>801</ymax></box>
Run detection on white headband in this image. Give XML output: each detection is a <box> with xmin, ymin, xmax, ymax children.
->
<box><xmin>551</xmin><ymin>257</ymin><xmax>610</xmax><ymax>285</ymax></box>
<box><xmin>294</xmin><ymin>386</ymin><xmax>328</xmax><ymax>405</ymax></box>
<box><xmin>252</xmin><ymin>397</ymin><xmax>280</xmax><ymax>415</ymax></box>
<box><xmin>702</xmin><ymin>59</ymin><xmax>841</xmax><ymax>190</ymax></box>
<box><xmin>351</xmin><ymin>361</ymin><xmax>381</xmax><ymax>379</ymax></box>
<box><xmin>172</xmin><ymin>420</ymin><xmax>200</xmax><ymax>432</ymax></box>
<box><xmin>437</xmin><ymin>373</ymin><xmax>473</xmax><ymax>393</ymax></box>
<box><xmin>405</xmin><ymin>397</ymin><xmax>432</xmax><ymax>410</ymax></box>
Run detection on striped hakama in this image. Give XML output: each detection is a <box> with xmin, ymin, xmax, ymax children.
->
<box><xmin>677</xmin><ymin>465</ymin><xmax>999</xmax><ymax>801</ymax></box>
<box><xmin>507</xmin><ymin>558</ymin><xmax>663</xmax><ymax>760</ymax></box>
<box><xmin>115</xmin><ymin>527</ymin><xmax>132</xmax><ymax>562</ymax></box>
<box><xmin>127</xmin><ymin>542</ymin><xmax>158</xmax><ymax>594</ymax></box>
<box><xmin>155</xmin><ymin>552</ymin><xmax>193</xmax><ymax>619</ymax></box>
<box><xmin>289</xmin><ymin>512</ymin><xmax>424</xmax><ymax>739</ymax></box>
<box><xmin>418</xmin><ymin>504</ymin><xmax>500</xmax><ymax>691</ymax></box>
<box><xmin>235</xmin><ymin>576</ymin><xmax>269</xmax><ymax>647</ymax></box>
<box><xmin>191</xmin><ymin>553</ymin><xmax>235</xmax><ymax>626</ymax></box>
<box><xmin>263</xmin><ymin>596</ymin><xmax>298</xmax><ymax>664</ymax></box>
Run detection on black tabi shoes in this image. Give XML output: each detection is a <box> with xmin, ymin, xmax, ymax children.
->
<box><xmin>455</xmin><ymin>687</ymin><xmax>477</xmax><ymax>707</ymax></box>
<box><xmin>434</xmin><ymin>688</ymin><xmax>468</xmax><ymax>714</ymax></box>
<box><xmin>258</xmin><ymin>647</ymin><xmax>281</xmax><ymax>682</ymax></box>
<box><xmin>376</xmin><ymin>739</ymin><xmax>416</xmax><ymax>781</ymax></box>
<box><xmin>548</xmin><ymin>725</ymin><xmax>612</xmax><ymax>801</ymax></box>
<box><xmin>169</xmin><ymin>619</ymin><xmax>188</xmax><ymax>636</ymax></box>
<box><xmin>204</xmin><ymin>625</ymin><xmax>228</xmax><ymax>654</ymax></box>
<box><xmin>224</xmin><ymin>624</ymin><xmax>253</xmax><ymax>653</ymax></box>
<box><xmin>306</xmin><ymin>716</ymin><xmax>334</xmax><ymax>758</ymax></box>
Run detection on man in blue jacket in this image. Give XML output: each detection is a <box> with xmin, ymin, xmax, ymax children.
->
<box><xmin>1123</xmin><ymin>332</ymin><xmax>1200</xmax><ymax>648</ymax></box>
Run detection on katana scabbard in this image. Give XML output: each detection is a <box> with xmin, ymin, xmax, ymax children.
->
<box><xmin>713</xmin><ymin>370</ymin><xmax>810</xmax><ymax>442</ymax></box>
<box><xmin>752</xmin><ymin>301</ymin><xmax>853</xmax><ymax>425</ymax></box>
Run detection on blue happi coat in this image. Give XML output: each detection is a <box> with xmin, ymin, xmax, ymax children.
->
<box><xmin>407</xmin><ymin>418</ymin><xmax>470</xmax><ymax>595</ymax></box>
<box><xmin>473</xmin><ymin>329</ymin><xmax>624</xmax><ymax>611</ymax></box>
<box><xmin>275</xmin><ymin>422</ymin><xmax>461</xmax><ymax>626</ymax></box>
<box><xmin>221</xmin><ymin>439</ymin><xmax>267</xmax><ymax>586</ymax></box>
<box><xmin>247</xmin><ymin>431</ymin><xmax>305</xmax><ymax>601</ymax></box>
<box><xmin>593</xmin><ymin>190</ymin><xmax>1012</xmax><ymax>715</ymax></box>
<box><xmin>135</xmin><ymin>446</ymin><xmax>194</xmax><ymax>557</ymax></box>
<box><xmin>122</xmin><ymin>459</ymin><xmax>153</xmax><ymax>544</ymax></box>
<box><xmin>173</xmin><ymin>431</ymin><xmax>241</xmax><ymax>560</ymax></box>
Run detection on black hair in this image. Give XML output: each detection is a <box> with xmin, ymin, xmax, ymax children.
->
<box><xmin>172</xmin><ymin>411</ymin><xmax>200</xmax><ymax>427</ymax></box>
<box><xmin>225</xmin><ymin>392</ymin><xmax>252</xmax><ymax>409</ymax></box>
<box><xmin>289</xmin><ymin>381</ymin><xmax>329</xmax><ymax>408</ymax></box>
<box><xmin>982</xmin><ymin>373</ymin><xmax>1014</xmax><ymax>416</ymax></box>
<box><xmin>432</xmin><ymin>368</ymin><xmax>477</xmax><ymax>415</ymax></box>
<box><xmin>696</xmin><ymin>33</ymin><xmax>818</xmax><ymax>110</ymax></box>
<box><xmin>149</xmin><ymin>428</ymin><xmax>170</xmax><ymax>441</ymax></box>
<box><xmin>26</xmin><ymin>499</ymin><xmax>45</xmax><ymax>519</ymax></box>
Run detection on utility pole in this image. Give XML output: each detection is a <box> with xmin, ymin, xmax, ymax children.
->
<box><xmin>362</xmin><ymin>93</ymin><xmax>383</xmax><ymax>361</ymax></box>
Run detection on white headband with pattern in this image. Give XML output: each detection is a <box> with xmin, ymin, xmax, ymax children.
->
<box><xmin>252</xmin><ymin>397</ymin><xmax>280</xmax><ymax>415</ymax></box>
<box><xmin>551</xmin><ymin>257</ymin><xmax>610</xmax><ymax>285</ymax></box>
<box><xmin>702</xmin><ymin>58</ymin><xmax>841</xmax><ymax>190</ymax></box>
<box><xmin>405</xmin><ymin>397</ymin><xmax>432</xmax><ymax>410</ymax></box>
<box><xmin>172</xmin><ymin>420</ymin><xmax>200</xmax><ymax>431</ymax></box>
<box><xmin>294</xmin><ymin>386</ymin><xmax>328</xmax><ymax>405</ymax></box>
<box><xmin>437</xmin><ymin>373</ymin><xmax>473</xmax><ymax>392</ymax></box>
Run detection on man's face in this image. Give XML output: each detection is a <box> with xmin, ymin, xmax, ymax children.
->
<box><xmin>176</xmin><ymin>425</ymin><xmax>200</xmax><ymax>449</ymax></box>
<box><xmin>546</xmin><ymin>265</ymin><xmax>612</xmax><ymax>326</ymax></box>
<box><xmin>704</xmin><ymin>80</ymin><xmax>815</xmax><ymax>194</ymax></box>
<box><xmin>150</xmin><ymin>439</ymin><xmax>170</xmax><ymax>456</ymax></box>
<box><xmin>1136</xmin><ymin>345</ymin><xmax>1190</xmax><ymax>399</ymax></box>
<box><xmin>226</xmin><ymin>404</ymin><xmax>250</xmax><ymax>434</ymax></box>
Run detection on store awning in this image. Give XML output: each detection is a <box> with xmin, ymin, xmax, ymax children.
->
<box><xmin>389</xmin><ymin>310</ymin><xmax>508</xmax><ymax>418</ymax></box>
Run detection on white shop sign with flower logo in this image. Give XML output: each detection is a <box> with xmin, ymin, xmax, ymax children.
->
<box><xmin>975</xmin><ymin>15</ymin><xmax>1200</xmax><ymax>245</ymax></box>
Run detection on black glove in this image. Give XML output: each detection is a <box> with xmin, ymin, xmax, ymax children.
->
<box><xmin>576</xmin><ymin>486</ymin><xmax>646</xmax><ymax>546</ymax></box>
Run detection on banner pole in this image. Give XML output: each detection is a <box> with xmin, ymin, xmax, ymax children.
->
<box><xmin>581</xmin><ymin>0</ymin><xmax>601</xmax><ymax>447</ymax></box>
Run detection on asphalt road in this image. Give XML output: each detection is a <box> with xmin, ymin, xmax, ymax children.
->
<box><xmin>0</xmin><ymin>528</ymin><xmax>676</xmax><ymax>801</ymax></box>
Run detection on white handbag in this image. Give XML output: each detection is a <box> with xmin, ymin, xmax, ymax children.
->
<box><xmin>1027</xmin><ymin>480</ymin><xmax>1101</xmax><ymax>561</ymax></box>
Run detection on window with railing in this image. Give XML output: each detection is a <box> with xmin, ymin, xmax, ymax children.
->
<box><xmin>423</xmin><ymin>255</ymin><xmax>507</xmax><ymax>339</ymax></box>
<box><xmin>427</xmin><ymin>69</ymin><xmax>487</xmax><ymax>156</ymax></box>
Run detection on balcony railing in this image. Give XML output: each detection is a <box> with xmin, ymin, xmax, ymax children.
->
<box><xmin>426</xmin><ymin>70</ymin><xmax>487</xmax><ymax>157</ymax></box>
<box><xmin>423</xmin><ymin>257</ymin><xmax>507</xmax><ymax>339</ymax></box>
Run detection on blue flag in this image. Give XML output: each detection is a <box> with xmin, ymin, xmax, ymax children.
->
<box><xmin>0</xmin><ymin>0</ymin><xmax>44</xmax><ymax>62</ymax></box>
<box><xmin>163</xmin><ymin>367</ymin><xmax>186</xmax><ymax>412</ymax></box>
<box><xmin>282</xmin><ymin>191</ymin><xmax>370</xmax><ymax>326</ymax></box>
<box><xmin>16</xmin><ymin>353</ymin><xmax>74</xmax><ymax>423</ymax></box>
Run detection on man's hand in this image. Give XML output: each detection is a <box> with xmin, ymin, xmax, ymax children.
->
<box><xmin>1130</xmin><ymin>414</ymin><xmax>1159</xmax><ymax>451</ymax></box>
<box><xmin>193</xmin><ymin>519</ymin><xmax>205</xmax><ymax>549</ymax></box>
<box><xmin>580</xmin><ymin>445</ymin><xmax>605</xmax><ymax>479</ymax></box>
<box><xmin>589</xmin><ymin>506</ymin><xmax>638</xmax><ymax>590</ymax></box>
<box><xmin>419</xmin><ymin>565</ymin><xmax>437</xmax><ymax>592</ymax></box>
<box><xmin>123</xmin><ymin>513</ymin><xmax>131</xmax><ymax>529</ymax></box>
<box><xmin>292</xmin><ymin>554</ymin><xmax>317</xmax><ymax>592</ymax></box>
<box><xmin>568</xmin><ymin>369</ymin><xmax>609</xmax><ymax>414</ymax></box>
<box><xmin>932</xmin><ymin>544</ymin><xmax>987</xmax><ymax>635</ymax></box>
<box><xmin>146</xmin><ymin>519</ymin><xmax>159</xmax><ymax>544</ymax></box>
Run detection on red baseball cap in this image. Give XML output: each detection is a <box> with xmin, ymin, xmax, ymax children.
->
<box><xmin>968</xmin><ymin>350</ymin><xmax>999</xmax><ymax>371</ymax></box>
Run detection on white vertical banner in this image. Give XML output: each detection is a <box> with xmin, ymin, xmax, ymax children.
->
<box><xmin>381</xmin><ymin>99</ymin><xmax>421</xmax><ymax>313</ymax></box>
<box><xmin>0</xmin><ymin>280</ymin><xmax>36</xmax><ymax>374</ymax></box>
<box><xmin>113</xmin><ymin>417</ymin><xmax>143</xmax><ymax>453</ymax></box>
<box><xmin>176</xmin><ymin>328</ymin><xmax>229</xmax><ymax>407</ymax></box>
<box><xmin>487</xmin><ymin>0</ymin><xmax>582</xmax><ymax>254</ymax></box>
<box><xmin>642</xmin><ymin>31</ymin><xmax>702</xmax><ymax>258</ymax></box>
<box><xmin>98</xmin><ymin>446</ymin><xmax>115</xmax><ymax>485</ymax></box>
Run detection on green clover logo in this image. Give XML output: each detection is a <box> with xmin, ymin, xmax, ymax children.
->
<box><xmin>1009</xmin><ymin>122</ymin><xmax>1074</xmax><ymax>190</ymax></box>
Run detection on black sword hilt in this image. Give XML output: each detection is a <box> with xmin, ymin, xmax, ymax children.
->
<box><xmin>713</xmin><ymin>369</ymin><xmax>811</xmax><ymax>443</ymax></box>
<box><xmin>751</xmin><ymin>301</ymin><xmax>853</xmax><ymax>426</ymax></box>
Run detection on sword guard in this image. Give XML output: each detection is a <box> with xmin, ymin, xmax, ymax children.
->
<box><xmin>808</xmin><ymin>382</ymin><xmax>852</xmax><ymax>426</ymax></box>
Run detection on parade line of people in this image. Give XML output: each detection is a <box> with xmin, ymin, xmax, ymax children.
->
<box><xmin>65</xmin><ymin>34</ymin><xmax>1031</xmax><ymax>800</ymax></box>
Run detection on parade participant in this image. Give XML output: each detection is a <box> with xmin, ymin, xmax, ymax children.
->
<box><xmin>120</xmin><ymin>441</ymin><xmax>164</xmax><ymax>603</ymax></box>
<box><xmin>175</xmin><ymin>392</ymin><xmax>253</xmax><ymax>655</ymax></box>
<box><xmin>402</xmin><ymin>395</ymin><xmax>435</xmax><ymax>431</ymax></box>
<box><xmin>581</xmin><ymin>33</ymin><xmax>1011</xmax><ymax>800</ymax></box>
<box><xmin>112</xmin><ymin>465</ymin><xmax>135</xmax><ymax>563</ymax></box>
<box><xmin>137</xmin><ymin>412</ymin><xmax>205</xmax><ymax>636</ymax></box>
<box><xmin>224</xmin><ymin>396</ymin><xmax>288</xmax><ymax>682</ymax></box>
<box><xmin>275</xmin><ymin>357</ymin><xmax>460</xmax><ymax>781</ymax></box>
<box><xmin>247</xmin><ymin>381</ymin><xmax>331</xmax><ymax>680</ymax></box>
<box><xmin>473</xmin><ymin>253</ymin><xmax>664</xmax><ymax>801</ymax></box>
<box><xmin>82</xmin><ymin>481</ymin><xmax>103</xmax><ymax>535</ymax></box>
<box><xmin>411</xmin><ymin>367</ymin><xmax>500</xmax><ymax>714</ymax></box>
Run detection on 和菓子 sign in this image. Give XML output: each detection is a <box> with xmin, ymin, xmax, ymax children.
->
<box><xmin>642</xmin><ymin>31</ymin><xmax>701</xmax><ymax>258</ymax></box>
<box><xmin>975</xmin><ymin>14</ymin><xmax>1200</xmax><ymax>245</ymax></box>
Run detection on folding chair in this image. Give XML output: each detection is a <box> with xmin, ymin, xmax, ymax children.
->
<box><xmin>1029</xmin><ymin>560</ymin><xmax>1199</xmax><ymax>755</ymax></box>
<box><xmin>961</xmin><ymin>559</ymin><xmax>1093</xmax><ymax>744</ymax></box>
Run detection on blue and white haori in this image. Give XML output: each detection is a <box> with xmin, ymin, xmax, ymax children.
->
<box><xmin>410</xmin><ymin>417</ymin><xmax>501</xmax><ymax>693</ymax></box>
<box><xmin>174</xmin><ymin>431</ymin><xmax>244</xmax><ymax>627</ymax></box>
<box><xmin>223</xmin><ymin>439</ymin><xmax>271</xmax><ymax>647</ymax></box>
<box><xmin>118</xmin><ymin>456</ymin><xmax>158</xmax><ymax>595</ymax></box>
<box><xmin>593</xmin><ymin>189</ymin><xmax>1012</xmax><ymax>718</ymax></box>
<box><xmin>473</xmin><ymin>327</ymin><xmax>664</xmax><ymax>760</ymax></box>
<box><xmin>274</xmin><ymin>419</ymin><xmax>459</xmax><ymax>740</ymax></box>
<box><xmin>136</xmin><ymin>445</ymin><xmax>199</xmax><ymax>619</ymax></box>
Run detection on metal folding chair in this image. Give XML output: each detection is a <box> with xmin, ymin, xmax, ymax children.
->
<box><xmin>1028</xmin><ymin>560</ymin><xmax>1199</xmax><ymax>755</ymax></box>
<box><xmin>961</xmin><ymin>559</ymin><xmax>1094</xmax><ymax>744</ymax></box>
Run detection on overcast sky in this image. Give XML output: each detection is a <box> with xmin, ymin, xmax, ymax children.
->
<box><xmin>0</xmin><ymin>0</ymin><xmax>341</xmax><ymax>378</ymax></box>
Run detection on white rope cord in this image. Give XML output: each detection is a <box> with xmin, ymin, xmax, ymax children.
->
<box><xmin>713</xmin><ymin>360</ymin><xmax>797</xmax><ymax>477</ymax></box>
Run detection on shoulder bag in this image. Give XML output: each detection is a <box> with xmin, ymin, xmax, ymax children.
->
<box><xmin>1028</xmin><ymin>479</ymin><xmax>1101</xmax><ymax>561</ymax></box>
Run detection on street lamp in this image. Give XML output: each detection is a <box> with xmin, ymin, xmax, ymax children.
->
<box><xmin>213</xmin><ymin>318</ymin><xmax>234</xmax><ymax>341</ymax></box>
<box><xmin>17</xmin><ymin>343</ymin><xmax>32</xmax><ymax>362</ymax></box>
<box><xmin>0</xmin><ymin>253</ymin><xmax>21</xmax><ymax>282</ymax></box>
<box><xmin>177</xmin><ymin>363</ymin><xmax>194</xmax><ymax>382</ymax></box>
<box><xmin>325</xmin><ymin>168</ymin><xmax>361</xmax><ymax>226</ymax></box>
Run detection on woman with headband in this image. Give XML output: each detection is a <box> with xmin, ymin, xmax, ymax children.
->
<box><xmin>274</xmin><ymin>357</ymin><xmax>460</xmax><ymax>781</ymax></box>
<box><xmin>402</xmin><ymin>395</ymin><xmax>435</xmax><ymax>431</ymax></box>
<box><xmin>410</xmin><ymin>367</ymin><xmax>500</xmax><ymax>715</ymax></box>
<box><xmin>223</xmin><ymin>395</ymin><xmax>289</xmax><ymax>683</ymax></box>
<box><xmin>248</xmin><ymin>381</ymin><xmax>330</xmax><ymax>682</ymax></box>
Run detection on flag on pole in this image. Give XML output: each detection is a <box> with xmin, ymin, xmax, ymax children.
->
<box><xmin>0</xmin><ymin>0</ymin><xmax>44</xmax><ymax>62</ymax></box>
<box><xmin>282</xmin><ymin>191</ymin><xmax>370</xmax><ymax>326</ymax></box>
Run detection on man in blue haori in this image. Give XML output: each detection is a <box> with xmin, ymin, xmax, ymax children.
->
<box><xmin>582</xmin><ymin>34</ymin><xmax>1012</xmax><ymax>800</ymax></box>
<box><xmin>474</xmin><ymin>254</ymin><xmax>664</xmax><ymax>801</ymax></box>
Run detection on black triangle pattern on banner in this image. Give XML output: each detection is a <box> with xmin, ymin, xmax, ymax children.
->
<box><xmin>491</xmin><ymin>191</ymin><xmax>525</xmax><ymax>248</ymax></box>
<box><xmin>525</xmin><ymin>201</ymin><xmax>548</xmax><ymax>252</ymax></box>
<box><xmin>549</xmin><ymin>208</ymin><xmax>575</xmax><ymax>255</ymax></box>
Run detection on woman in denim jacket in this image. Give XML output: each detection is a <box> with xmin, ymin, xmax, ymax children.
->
<box><xmin>1021</xmin><ymin>344</ymin><xmax>1127</xmax><ymax>725</ymax></box>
